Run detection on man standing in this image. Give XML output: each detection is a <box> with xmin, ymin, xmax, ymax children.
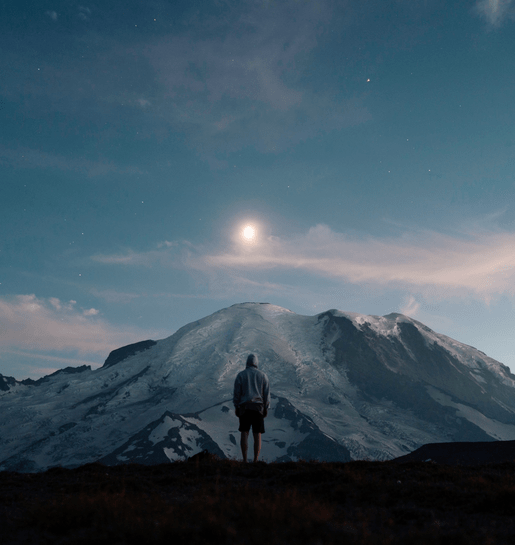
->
<box><xmin>233</xmin><ymin>354</ymin><xmax>270</xmax><ymax>463</ymax></box>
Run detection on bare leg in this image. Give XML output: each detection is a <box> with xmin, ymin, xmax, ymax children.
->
<box><xmin>240</xmin><ymin>431</ymin><xmax>249</xmax><ymax>462</ymax></box>
<box><xmin>253</xmin><ymin>432</ymin><xmax>261</xmax><ymax>462</ymax></box>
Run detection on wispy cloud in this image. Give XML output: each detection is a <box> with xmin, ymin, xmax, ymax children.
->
<box><xmin>0</xmin><ymin>294</ymin><xmax>163</xmax><ymax>356</ymax></box>
<box><xmin>2</xmin><ymin>1</ymin><xmax>370</xmax><ymax>167</ymax></box>
<box><xmin>198</xmin><ymin>224</ymin><xmax>515</xmax><ymax>300</ymax></box>
<box><xmin>78</xmin><ymin>6</ymin><xmax>92</xmax><ymax>22</ymax></box>
<box><xmin>138</xmin><ymin>0</ymin><xmax>370</xmax><ymax>160</ymax></box>
<box><xmin>91</xmin><ymin>240</ymin><xmax>191</xmax><ymax>268</ymax></box>
<box><xmin>92</xmin><ymin>224</ymin><xmax>515</xmax><ymax>302</ymax></box>
<box><xmin>145</xmin><ymin>8</ymin><xmax>371</xmax><ymax>157</ymax></box>
<box><xmin>91</xmin><ymin>251</ymin><xmax>155</xmax><ymax>267</ymax></box>
<box><xmin>400</xmin><ymin>295</ymin><xmax>421</xmax><ymax>317</ymax></box>
<box><xmin>475</xmin><ymin>0</ymin><xmax>515</xmax><ymax>26</ymax></box>
<box><xmin>90</xmin><ymin>239</ymin><xmax>305</xmax><ymax>301</ymax></box>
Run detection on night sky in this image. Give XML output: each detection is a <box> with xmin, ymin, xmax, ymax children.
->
<box><xmin>2</xmin><ymin>0</ymin><xmax>515</xmax><ymax>379</ymax></box>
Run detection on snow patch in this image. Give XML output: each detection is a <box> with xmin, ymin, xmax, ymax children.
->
<box><xmin>427</xmin><ymin>386</ymin><xmax>515</xmax><ymax>440</ymax></box>
<box><xmin>149</xmin><ymin>416</ymin><xmax>178</xmax><ymax>445</ymax></box>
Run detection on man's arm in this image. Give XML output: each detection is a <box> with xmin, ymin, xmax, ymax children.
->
<box><xmin>233</xmin><ymin>374</ymin><xmax>242</xmax><ymax>414</ymax></box>
<box><xmin>262</xmin><ymin>375</ymin><xmax>270</xmax><ymax>418</ymax></box>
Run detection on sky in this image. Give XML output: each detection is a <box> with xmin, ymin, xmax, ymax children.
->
<box><xmin>2</xmin><ymin>0</ymin><xmax>515</xmax><ymax>380</ymax></box>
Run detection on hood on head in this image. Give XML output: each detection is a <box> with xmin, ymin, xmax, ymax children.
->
<box><xmin>246</xmin><ymin>354</ymin><xmax>258</xmax><ymax>368</ymax></box>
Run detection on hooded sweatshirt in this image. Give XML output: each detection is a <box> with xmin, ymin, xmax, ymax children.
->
<box><xmin>233</xmin><ymin>354</ymin><xmax>270</xmax><ymax>414</ymax></box>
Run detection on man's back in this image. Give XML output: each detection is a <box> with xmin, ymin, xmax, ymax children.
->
<box><xmin>233</xmin><ymin>354</ymin><xmax>270</xmax><ymax>413</ymax></box>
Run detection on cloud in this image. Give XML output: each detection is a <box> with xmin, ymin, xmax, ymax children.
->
<box><xmin>78</xmin><ymin>6</ymin><xmax>91</xmax><ymax>21</ymax></box>
<box><xmin>197</xmin><ymin>224</ymin><xmax>515</xmax><ymax>300</ymax></box>
<box><xmin>2</xmin><ymin>0</ymin><xmax>370</xmax><ymax>166</ymax></box>
<box><xmin>91</xmin><ymin>240</ymin><xmax>193</xmax><ymax>268</ymax></box>
<box><xmin>90</xmin><ymin>224</ymin><xmax>515</xmax><ymax>302</ymax></box>
<box><xmin>0</xmin><ymin>294</ymin><xmax>163</xmax><ymax>357</ymax></box>
<box><xmin>46</xmin><ymin>11</ymin><xmax>58</xmax><ymax>21</ymax></box>
<box><xmin>91</xmin><ymin>251</ymin><xmax>154</xmax><ymax>266</ymax></box>
<box><xmin>475</xmin><ymin>0</ymin><xmax>515</xmax><ymax>26</ymax></box>
<box><xmin>400</xmin><ymin>295</ymin><xmax>421</xmax><ymax>317</ymax></box>
<box><xmin>157</xmin><ymin>241</ymin><xmax>178</xmax><ymax>249</ymax></box>
<box><xmin>141</xmin><ymin>0</ymin><xmax>370</xmax><ymax>158</ymax></box>
<box><xmin>146</xmin><ymin>2</ymin><xmax>323</xmax><ymax>109</ymax></box>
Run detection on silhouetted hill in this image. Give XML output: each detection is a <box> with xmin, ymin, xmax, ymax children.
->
<box><xmin>394</xmin><ymin>439</ymin><xmax>515</xmax><ymax>465</ymax></box>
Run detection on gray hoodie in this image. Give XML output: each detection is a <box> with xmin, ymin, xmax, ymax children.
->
<box><xmin>233</xmin><ymin>354</ymin><xmax>270</xmax><ymax>413</ymax></box>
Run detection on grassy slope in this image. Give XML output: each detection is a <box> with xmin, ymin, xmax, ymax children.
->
<box><xmin>2</xmin><ymin>458</ymin><xmax>515</xmax><ymax>544</ymax></box>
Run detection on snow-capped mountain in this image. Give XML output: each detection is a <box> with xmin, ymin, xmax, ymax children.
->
<box><xmin>1</xmin><ymin>302</ymin><xmax>515</xmax><ymax>471</ymax></box>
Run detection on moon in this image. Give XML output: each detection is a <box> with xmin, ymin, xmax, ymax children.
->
<box><xmin>242</xmin><ymin>225</ymin><xmax>256</xmax><ymax>242</ymax></box>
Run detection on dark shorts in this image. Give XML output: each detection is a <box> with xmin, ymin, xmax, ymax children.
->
<box><xmin>238</xmin><ymin>409</ymin><xmax>265</xmax><ymax>434</ymax></box>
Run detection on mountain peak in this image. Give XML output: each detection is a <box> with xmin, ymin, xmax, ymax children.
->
<box><xmin>2</xmin><ymin>303</ymin><xmax>515</xmax><ymax>471</ymax></box>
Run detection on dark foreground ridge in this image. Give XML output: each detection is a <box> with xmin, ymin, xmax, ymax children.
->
<box><xmin>3</xmin><ymin>458</ymin><xmax>515</xmax><ymax>544</ymax></box>
<box><xmin>394</xmin><ymin>439</ymin><xmax>515</xmax><ymax>465</ymax></box>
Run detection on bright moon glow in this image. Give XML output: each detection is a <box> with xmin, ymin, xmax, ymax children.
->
<box><xmin>242</xmin><ymin>225</ymin><xmax>256</xmax><ymax>241</ymax></box>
